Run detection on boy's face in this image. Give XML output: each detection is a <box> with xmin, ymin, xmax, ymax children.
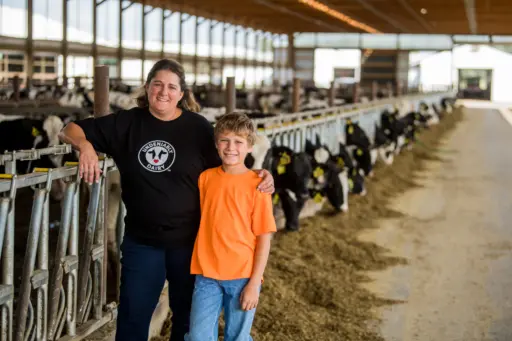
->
<box><xmin>216</xmin><ymin>130</ymin><xmax>253</xmax><ymax>167</ymax></box>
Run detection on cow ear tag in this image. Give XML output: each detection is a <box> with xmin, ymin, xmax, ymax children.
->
<box><xmin>356</xmin><ymin>149</ymin><xmax>363</xmax><ymax>156</ymax></box>
<box><xmin>277</xmin><ymin>165</ymin><xmax>286</xmax><ymax>175</ymax></box>
<box><xmin>272</xmin><ymin>193</ymin><xmax>280</xmax><ymax>205</ymax></box>
<box><xmin>348</xmin><ymin>126</ymin><xmax>354</xmax><ymax>135</ymax></box>
<box><xmin>337</xmin><ymin>157</ymin><xmax>345</xmax><ymax>168</ymax></box>
<box><xmin>313</xmin><ymin>192</ymin><xmax>323</xmax><ymax>203</ymax></box>
<box><xmin>313</xmin><ymin>167</ymin><xmax>324</xmax><ymax>179</ymax></box>
<box><xmin>348</xmin><ymin>178</ymin><xmax>354</xmax><ymax>191</ymax></box>
<box><xmin>32</xmin><ymin>127</ymin><xmax>41</xmax><ymax>137</ymax></box>
<box><xmin>279</xmin><ymin>152</ymin><xmax>291</xmax><ymax>165</ymax></box>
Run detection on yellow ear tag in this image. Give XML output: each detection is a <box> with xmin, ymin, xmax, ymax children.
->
<box><xmin>314</xmin><ymin>192</ymin><xmax>323</xmax><ymax>203</ymax></box>
<box><xmin>279</xmin><ymin>152</ymin><xmax>291</xmax><ymax>165</ymax></box>
<box><xmin>348</xmin><ymin>126</ymin><xmax>354</xmax><ymax>135</ymax></box>
<box><xmin>313</xmin><ymin>167</ymin><xmax>324</xmax><ymax>179</ymax></box>
<box><xmin>405</xmin><ymin>138</ymin><xmax>409</xmax><ymax>143</ymax></box>
<box><xmin>348</xmin><ymin>178</ymin><xmax>354</xmax><ymax>191</ymax></box>
<box><xmin>32</xmin><ymin>127</ymin><xmax>41</xmax><ymax>137</ymax></box>
<box><xmin>352</xmin><ymin>168</ymin><xmax>357</xmax><ymax>176</ymax></box>
<box><xmin>356</xmin><ymin>149</ymin><xmax>363</xmax><ymax>156</ymax></box>
<box><xmin>272</xmin><ymin>193</ymin><xmax>280</xmax><ymax>205</ymax></box>
<box><xmin>277</xmin><ymin>165</ymin><xmax>286</xmax><ymax>175</ymax></box>
<box><xmin>337</xmin><ymin>157</ymin><xmax>345</xmax><ymax>168</ymax></box>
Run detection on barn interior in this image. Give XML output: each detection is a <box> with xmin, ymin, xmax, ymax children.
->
<box><xmin>1</xmin><ymin>1</ymin><xmax>512</xmax><ymax>341</ymax></box>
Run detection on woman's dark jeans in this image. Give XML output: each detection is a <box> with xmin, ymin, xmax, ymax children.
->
<box><xmin>115</xmin><ymin>235</ymin><xmax>195</xmax><ymax>341</ymax></box>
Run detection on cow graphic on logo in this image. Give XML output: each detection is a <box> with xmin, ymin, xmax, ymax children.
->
<box><xmin>138</xmin><ymin>140</ymin><xmax>176</xmax><ymax>172</ymax></box>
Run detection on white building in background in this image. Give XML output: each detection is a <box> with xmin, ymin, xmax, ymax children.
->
<box><xmin>314</xmin><ymin>49</ymin><xmax>361</xmax><ymax>88</ymax></box>
<box><xmin>412</xmin><ymin>44</ymin><xmax>512</xmax><ymax>103</ymax></box>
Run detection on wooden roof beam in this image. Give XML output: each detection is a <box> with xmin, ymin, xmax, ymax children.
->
<box><xmin>249</xmin><ymin>0</ymin><xmax>346</xmax><ymax>32</ymax></box>
<box><xmin>464</xmin><ymin>0</ymin><xmax>478</xmax><ymax>34</ymax></box>
<box><xmin>353</xmin><ymin>0</ymin><xmax>410</xmax><ymax>32</ymax></box>
<box><xmin>395</xmin><ymin>0</ymin><xmax>434</xmax><ymax>33</ymax></box>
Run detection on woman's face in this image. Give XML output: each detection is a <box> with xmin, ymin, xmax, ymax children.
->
<box><xmin>146</xmin><ymin>70</ymin><xmax>184</xmax><ymax>114</ymax></box>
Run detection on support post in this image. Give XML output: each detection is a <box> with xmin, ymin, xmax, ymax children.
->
<box><xmin>396</xmin><ymin>80</ymin><xmax>403</xmax><ymax>97</ymax></box>
<box><xmin>387</xmin><ymin>81</ymin><xmax>393</xmax><ymax>98</ymax></box>
<box><xmin>26</xmin><ymin>0</ymin><xmax>34</xmax><ymax>88</ymax></box>
<box><xmin>372</xmin><ymin>81</ymin><xmax>378</xmax><ymax>101</ymax></box>
<box><xmin>328</xmin><ymin>81</ymin><xmax>335</xmax><ymax>107</ymax></box>
<box><xmin>292</xmin><ymin>77</ymin><xmax>300</xmax><ymax>113</ymax></box>
<box><xmin>225</xmin><ymin>76</ymin><xmax>236</xmax><ymax>114</ymax></box>
<box><xmin>12</xmin><ymin>76</ymin><xmax>20</xmax><ymax>102</ymax></box>
<box><xmin>94</xmin><ymin>66</ymin><xmax>110</xmax><ymax>117</ymax></box>
<box><xmin>352</xmin><ymin>82</ymin><xmax>360</xmax><ymax>104</ymax></box>
<box><xmin>62</xmin><ymin>0</ymin><xmax>68</xmax><ymax>86</ymax></box>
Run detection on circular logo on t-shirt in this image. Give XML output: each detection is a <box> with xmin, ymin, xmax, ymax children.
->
<box><xmin>138</xmin><ymin>140</ymin><xmax>176</xmax><ymax>173</ymax></box>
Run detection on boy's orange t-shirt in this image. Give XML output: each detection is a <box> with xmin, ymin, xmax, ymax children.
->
<box><xmin>190</xmin><ymin>166</ymin><xmax>277</xmax><ymax>280</ymax></box>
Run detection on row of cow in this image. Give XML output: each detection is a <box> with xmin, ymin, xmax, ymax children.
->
<box><xmin>242</xmin><ymin>97</ymin><xmax>454</xmax><ymax>231</ymax></box>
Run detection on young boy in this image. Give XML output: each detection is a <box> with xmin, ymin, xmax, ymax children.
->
<box><xmin>185</xmin><ymin>112</ymin><xmax>277</xmax><ymax>341</ymax></box>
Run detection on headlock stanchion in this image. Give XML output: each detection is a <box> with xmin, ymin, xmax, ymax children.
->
<box><xmin>0</xmin><ymin>90</ymin><xmax>454</xmax><ymax>341</ymax></box>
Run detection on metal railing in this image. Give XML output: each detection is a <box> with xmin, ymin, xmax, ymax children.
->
<box><xmin>0</xmin><ymin>90</ymin><xmax>453</xmax><ymax>341</ymax></box>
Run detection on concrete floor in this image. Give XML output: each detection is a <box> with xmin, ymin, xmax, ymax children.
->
<box><xmin>360</xmin><ymin>107</ymin><xmax>512</xmax><ymax>341</ymax></box>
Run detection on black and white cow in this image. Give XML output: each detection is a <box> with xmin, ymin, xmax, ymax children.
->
<box><xmin>245</xmin><ymin>135</ymin><xmax>313</xmax><ymax>231</ymax></box>
<box><xmin>0</xmin><ymin>114</ymin><xmax>66</xmax><ymax>200</ymax></box>
<box><xmin>330</xmin><ymin>142</ymin><xmax>366</xmax><ymax>198</ymax></box>
<box><xmin>344</xmin><ymin>120</ymin><xmax>374</xmax><ymax>177</ymax></box>
<box><xmin>304</xmin><ymin>137</ymin><xmax>349</xmax><ymax>213</ymax></box>
<box><xmin>373</xmin><ymin>123</ymin><xmax>395</xmax><ymax>165</ymax></box>
<box><xmin>380</xmin><ymin>109</ymin><xmax>409</xmax><ymax>155</ymax></box>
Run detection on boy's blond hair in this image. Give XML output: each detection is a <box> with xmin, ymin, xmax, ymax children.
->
<box><xmin>214</xmin><ymin>112</ymin><xmax>256</xmax><ymax>146</ymax></box>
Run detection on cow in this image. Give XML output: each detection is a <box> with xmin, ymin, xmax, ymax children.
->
<box><xmin>441</xmin><ymin>97</ymin><xmax>454</xmax><ymax>114</ymax></box>
<box><xmin>304</xmin><ymin>137</ymin><xmax>349</xmax><ymax>213</ymax></box>
<box><xmin>245</xmin><ymin>135</ymin><xmax>312</xmax><ymax>231</ymax></box>
<box><xmin>344</xmin><ymin>120</ymin><xmax>374</xmax><ymax>177</ymax></box>
<box><xmin>331</xmin><ymin>142</ymin><xmax>367</xmax><ymax>198</ymax></box>
<box><xmin>380</xmin><ymin>109</ymin><xmax>409</xmax><ymax>155</ymax></box>
<box><xmin>373</xmin><ymin>123</ymin><xmax>395</xmax><ymax>165</ymax></box>
<box><xmin>0</xmin><ymin>114</ymin><xmax>67</xmax><ymax>200</ymax></box>
<box><xmin>419</xmin><ymin>102</ymin><xmax>440</xmax><ymax>126</ymax></box>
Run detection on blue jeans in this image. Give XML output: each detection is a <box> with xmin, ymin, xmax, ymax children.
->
<box><xmin>185</xmin><ymin>275</ymin><xmax>258</xmax><ymax>341</ymax></box>
<box><xmin>115</xmin><ymin>235</ymin><xmax>195</xmax><ymax>341</ymax></box>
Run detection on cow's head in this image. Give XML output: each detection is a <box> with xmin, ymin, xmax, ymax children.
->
<box><xmin>268</xmin><ymin>146</ymin><xmax>313</xmax><ymax>200</ymax></box>
<box><xmin>244</xmin><ymin>134</ymin><xmax>272</xmax><ymax>170</ymax></box>
<box><xmin>373</xmin><ymin>123</ymin><xmax>390</xmax><ymax>148</ymax></box>
<box><xmin>349</xmin><ymin>167</ymin><xmax>366</xmax><ymax>196</ymax></box>
<box><xmin>345</xmin><ymin>119</ymin><xmax>370</xmax><ymax>149</ymax></box>
<box><xmin>331</xmin><ymin>142</ymin><xmax>354</xmax><ymax>171</ymax></box>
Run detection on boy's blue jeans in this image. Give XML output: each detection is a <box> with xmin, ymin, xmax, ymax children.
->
<box><xmin>185</xmin><ymin>275</ymin><xmax>258</xmax><ymax>341</ymax></box>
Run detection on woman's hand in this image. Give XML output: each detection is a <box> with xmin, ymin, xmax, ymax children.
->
<box><xmin>79</xmin><ymin>141</ymin><xmax>102</xmax><ymax>184</ymax></box>
<box><xmin>254</xmin><ymin>169</ymin><xmax>274</xmax><ymax>194</ymax></box>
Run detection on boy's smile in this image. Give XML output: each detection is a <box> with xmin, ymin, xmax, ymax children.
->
<box><xmin>216</xmin><ymin>131</ymin><xmax>253</xmax><ymax>170</ymax></box>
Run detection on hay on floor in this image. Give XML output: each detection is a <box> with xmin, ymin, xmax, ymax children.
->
<box><xmin>152</xmin><ymin>110</ymin><xmax>463</xmax><ymax>341</ymax></box>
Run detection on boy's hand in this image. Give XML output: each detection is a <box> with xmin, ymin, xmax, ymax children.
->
<box><xmin>255</xmin><ymin>169</ymin><xmax>274</xmax><ymax>194</ymax></box>
<box><xmin>240</xmin><ymin>282</ymin><xmax>260</xmax><ymax>311</ymax></box>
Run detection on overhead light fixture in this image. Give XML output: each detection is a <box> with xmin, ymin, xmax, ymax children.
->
<box><xmin>298</xmin><ymin>0</ymin><xmax>382</xmax><ymax>34</ymax></box>
<box><xmin>420</xmin><ymin>8</ymin><xmax>427</xmax><ymax>14</ymax></box>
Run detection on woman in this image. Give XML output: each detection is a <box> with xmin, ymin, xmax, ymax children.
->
<box><xmin>58</xmin><ymin>59</ymin><xmax>274</xmax><ymax>341</ymax></box>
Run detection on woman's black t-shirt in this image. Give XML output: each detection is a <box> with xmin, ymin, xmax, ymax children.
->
<box><xmin>74</xmin><ymin>107</ymin><xmax>221</xmax><ymax>248</ymax></box>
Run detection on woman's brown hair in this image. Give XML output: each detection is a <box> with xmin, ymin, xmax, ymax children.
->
<box><xmin>136</xmin><ymin>59</ymin><xmax>201</xmax><ymax>113</ymax></box>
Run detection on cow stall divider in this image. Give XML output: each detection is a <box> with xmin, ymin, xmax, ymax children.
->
<box><xmin>0</xmin><ymin>87</ymin><xmax>453</xmax><ymax>341</ymax></box>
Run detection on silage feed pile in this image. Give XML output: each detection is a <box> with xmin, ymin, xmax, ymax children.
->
<box><xmin>153</xmin><ymin>109</ymin><xmax>463</xmax><ymax>341</ymax></box>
